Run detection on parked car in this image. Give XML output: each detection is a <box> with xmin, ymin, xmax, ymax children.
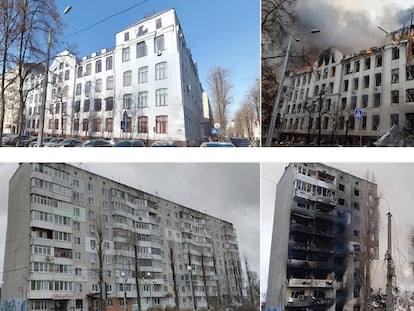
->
<box><xmin>82</xmin><ymin>139</ymin><xmax>113</xmax><ymax>147</ymax></box>
<box><xmin>43</xmin><ymin>138</ymin><xmax>65</xmax><ymax>147</ymax></box>
<box><xmin>2</xmin><ymin>134</ymin><xmax>17</xmax><ymax>145</ymax></box>
<box><xmin>28</xmin><ymin>137</ymin><xmax>53</xmax><ymax>147</ymax></box>
<box><xmin>200</xmin><ymin>142</ymin><xmax>235</xmax><ymax>147</ymax></box>
<box><xmin>5</xmin><ymin>134</ymin><xmax>33</xmax><ymax>146</ymax></box>
<box><xmin>20</xmin><ymin>136</ymin><xmax>37</xmax><ymax>147</ymax></box>
<box><xmin>60</xmin><ymin>138</ymin><xmax>83</xmax><ymax>147</ymax></box>
<box><xmin>151</xmin><ymin>141</ymin><xmax>179</xmax><ymax>147</ymax></box>
<box><xmin>230</xmin><ymin>137</ymin><xmax>252</xmax><ymax>147</ymax></box>
<box><xmin>114</xmin><ymin>140</ymin><xmax>145</xmax><ymax>147</ymax></box>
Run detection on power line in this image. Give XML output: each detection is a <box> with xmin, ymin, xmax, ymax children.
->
<box><xmin>63</xmin><ymin>0</ymin><xmax>149</xmax><ymax>40</ymax></box>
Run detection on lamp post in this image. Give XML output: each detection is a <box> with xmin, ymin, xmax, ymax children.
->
<box><xmin>147</xmin><ymin>272</ymin><xmax>152</xmax><ymax>308</ymax></box>
<box><xmin>265</xmin><ymin>29</ymin><xmax>320</xmax><ymax>147</ymax></box>
<box><xmin>121</xmin><ymin>272</ymin><xmax>127</xmax><ymax>311</ymax></box>
<box><xmin>187</xmin><ymin>265</ymin><xmax>195</xmax><ymax>311</ymax></box>
<box><xmin>37</xmin><ymin>5</ymin><xmax>72</xmax><ymax>147</ymax></box>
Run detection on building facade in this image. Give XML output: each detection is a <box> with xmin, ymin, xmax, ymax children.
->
<box><xmin>266</xmin><ymin>163</ymin><xmax>379</xmax><ymax>311</ymax></box>
<box><xmin>275</xmin><ymin>26</ymin><xmax>414</xmax><ymax>146</ymax></box>
<box><xmin>20</xmin><ymin>9</ymin><xmax>211</xmax><ymax>146</ymax></box>
<box><xmin>2</xmin><ymin>163</ymin><xmax>242</xmax><ymax>311</ymax></box>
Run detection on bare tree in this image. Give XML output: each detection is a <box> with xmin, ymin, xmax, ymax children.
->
<box><xmin>207</xmin><ymin>66</ymin><xmax>232</xmax><ymax>138</ymax></box>
<box><xmin>168</xmin><ymin>244</ymin><xmax>180</xmax><ymax>309</ymax></box>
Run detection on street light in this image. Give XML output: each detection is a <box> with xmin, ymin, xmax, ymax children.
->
<box><xmin>37</xmin><ymin>5</ymin><xmax>72</xmax><ymax>147</ymax></box>
<box><xmin>187</xmin><ymin>265</ymin><xmax>195</xmax><ymax>311</ymax></box>
<box><xmin>121</xmin><ymin>272</ymin><xmax>127</xmax><ymax>311</ymax></box>
<box><xmin>147</xmin><ymin>272</ymin><xmax>152</xmax><ymax>308</ymax></box>
<box><xmin>265</xmin><ymin>28</ymin><xmax>320</xmax><ymax>147</ymax></box>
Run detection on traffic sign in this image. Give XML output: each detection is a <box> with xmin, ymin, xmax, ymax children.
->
<box><xmin>354</xmin><ymin>109</ymin><xmax>363</xmax><ymax>119</ymax></box>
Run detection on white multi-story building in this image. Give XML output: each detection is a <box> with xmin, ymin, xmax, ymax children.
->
<box><xmin>2</xmin><ymin>163</ymin><xmax>242</xmax><ymax>311</ymax></box>
<box><xmin>22</xmin><ymin>9</ymin><xmax>211</xmax><ymax>146</ymax></box>
<box><xmin>274</xmin><ymin>25</ymin><xmax>414</xmax><ymax>146</ymax></box>
<box><xmin>267</xmin><ymin>163</ymin><xmax>379</xmax><ymax>311</ymax></box>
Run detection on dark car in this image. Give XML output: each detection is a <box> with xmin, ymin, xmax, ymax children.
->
<box><xmin>151</xmin><ymin>141</ymin><xmax>179</xmax><ymax>147</ymax></box>
<box><xmin>29</xmin><ymin>137</ymin><xmax>53</xmax><ymax>147</ymax></box>
<box><xmin>114</xmin><ymin>140</ymin><xmax>145</xmax><ymax>147</ymax></box>
<box><xmin>200</xmin><ymin>142</ymin><xmax>235</xmax><ymax>147</ymax></box>
<box><xmin>230</xmin><ymin>137</ymin><xmax>253</xmax><ymax>147</ymax></box>
<box><xmin>7</xmin><ymin>135</ymin><xmax>33</xmax><ymax>146</ymax></box>
<box><xmin>60</xmin><ymin>138</ymin><xmax>83</xmax><ymax>147</ymax></box>
<box><xmin>82</xmin><ymin>139</ymin><xmax>113</xmax><ymax>147</ymax></box>
<box><xmin>20</xmin><ymin>136</ymin><xmax>37</xmax><ymax>147</ymax></box>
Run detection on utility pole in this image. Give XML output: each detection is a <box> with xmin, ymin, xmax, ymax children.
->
<box><xmin>386</xmin><ymin>212</ymin><xmax>393</xmax><ymax>311</ymax></box>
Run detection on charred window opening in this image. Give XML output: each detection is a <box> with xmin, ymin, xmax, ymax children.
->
<box><xmin>353</xmin><ymin>78</ymin><xmax>359</xmax><ymax>91</ymax></box>
<box><xmin>363</xmin><ymin>75</ymin><xmax>369</xmax><ymax>88</ymax></box>
<box><xmin>354</xmin><ymin>60</ymin><xmax>360</xmax><ymax>72</ymax></box>
<box><xmin>331</xmin><ymin>66</ymin><xmax>336</xmax><ymax>77</ymax></box>
<box><xmin>375</xmin><ymin>55</ymin><xmax>382</xmax><ymax>67</ymax></box>
<box><xmin>344</xmin><ymin>80</ymin><xmax>349</xmax><ymax>92</ymax></box>
<box><xmin>364</xmin><ymin>58</ymin><xmax>371</xmax><ymax>70</ymax></box>
<box><xmin>372</xmin><ymin>115</ymin><xmax>380</xmax><ymax>130</ymax></box>
<box><xmin>407</xmin><ymin>88</ymin><xmax>414</xmax><ymax>103</ymax></box>
<box><xmin>406</xmin><ymin>65</ymin><xmax>414</xmax><ymax>81</ymax></box>
<box><xmin>375</xmin><ymin>73</ymin><xmax>382</xmax><ymax>87</ymax></box>
<box><xmin>338</xmin><ymin>184</ymin><xmax>345</xmax><ymax>192</ymax></box>
<box><xmin>362</xmin><ymin>95</ymin><xmax>368</xmax><ymax>108</ymax></box>
<box><xmin>391</xmin><ymin>68</ymin><xmax>399</xmax><ymax>83</ymax></box>
<box><xmin>345</xmin><ymin>63</ymin><xmax>351</xmax><ymax>74</ymax></box>
<box><xmin>323</xmin><ymin>68</ymin><xmax>328</xmax><ymax>79</ymax></box>
<box><xmin>391</xmin><ymin>90</ymin><xmax>399</xmax><ymax>104</ymax></box>
<box><xmin>390</xmin><ymin>113</ymin><xmax>399</xmax><ymax>126</ymax></box>
<box><xmin>392</xmin><ymin>47</ymin><xmax>400</xmax><ymax>60</ymax></box>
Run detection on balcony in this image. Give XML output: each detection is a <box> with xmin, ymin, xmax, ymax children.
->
<box><xmin>288</xmin><ymin>259</ymin><xmax>333</xmax><ymax>270</ymax></box>
<box><xmin>286</xmin><ymin>296</ymin><xmax>334</xmax><ymax>308</ymax></box>
<box><xmin>293</xmin><ymin>189</ymin><xmax>336</xmax><ymax>206</ymax></box>
<box><xmin>290</xmin><ymin>223</ymin><xmax>315</xmax><ymax>235</ymax></box>
<box><xmin>288</xmin><ymin>278</ymin><xmax>334</xmax><ymax>288</ymax></box>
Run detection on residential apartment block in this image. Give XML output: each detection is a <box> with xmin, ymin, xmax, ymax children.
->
<box><xmin>274</xmin><ymin>25</ymin><xmax>414</xmax><ymax>146</ymax></box>
<box><xmin>2</xmin><ymin>163</ymin><xmax>241</xmax><ymax>311</ymax></box>
<box><xmin>19</xmin><ymin>9</ymin><xmax>213</xmax><ymax>146</ymax></box>
<box><xmin>266</xmin><ymin>163</ymin><xmax>379</xmax><ymax>311</ymax></box>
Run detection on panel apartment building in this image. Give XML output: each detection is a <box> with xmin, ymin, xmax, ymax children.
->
<box><xmin>274</xmin><ymin>25</ymin><xmax>414</xmax><ymax>146</ymax></box>
<box><xmin>19</xmin><ymin>8</ymin><xmax>212</xmax><ymax>146</ymax></box>
<box><xmin>266</xmin><ymin>163</ymin><xmax>379</xmax><ymax>311</ymax></box>
<box><xmin>2</xmin><ymin>163</ymin><xmax>241</xmax><ymax>311</ymax></box>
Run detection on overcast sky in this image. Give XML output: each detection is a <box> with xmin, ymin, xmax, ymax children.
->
<box><xmin>0</xmin><ymin>162</ymin><xmax>260</xmax><ymax>284</ymax></box>
<box><xmin>261</xmin><ymin>162</ymin><xmax>414</xmax><ymax>298</ymax></box>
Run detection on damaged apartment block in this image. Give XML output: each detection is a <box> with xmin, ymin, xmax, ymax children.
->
<box><xmin>266</xmin><ymin>163</ymin><xmax>379</xmax><ymax>311</ymax></box>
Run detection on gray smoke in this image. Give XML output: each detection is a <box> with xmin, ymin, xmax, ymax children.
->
<box><xmin>293</xmin><ymin>0</ymin><xmax>412</xmax><ymax>60</ymax></box>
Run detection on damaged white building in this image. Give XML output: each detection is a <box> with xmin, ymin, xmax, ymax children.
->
<box><xmin>276</xmin><ymin>26</ymin><xmax>414</xmax><ymax>146</ymax></box>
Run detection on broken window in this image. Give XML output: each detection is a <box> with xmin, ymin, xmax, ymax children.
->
<box><xmin>363</xmin><ymin>75</ymin><xmax>369</xmax><ymax>88</ymax></box>
<box><xmin>390</xmin><ymin>114</ymin><xmax>399</xmax><ymax>126</ymax></box>
<box><xmin>407</xmin><ymin>88</ymin><xmax>414</xmax><ymax>103</ymax></box>
<box><xmin>323</xmin><ymin>67</ymin><xmax>328</xmax><ymax>79</ymax></box>
<box><xmin>391</xmin><ymin>90</ymin><xmax>399</xmax><ymax>104</ymax></box>
<box><xmin>362</xmin><ymin>116</ymin><xmax>367</xmax><ymax>129</ymax></box>
<box><xmin>406</xmin><ymin>65</ymin><xmax>414</xmax><ymax>81</ymax></box>
<box><xmin>354</xmin><ymin>230</ymin><xmax>360</xmax><ymax>237</ymax></box>
<box><xmin>330</xmin><ymin>66</ymin><xmax>336</xmax><ymax>77</ymax></box>
<box><xmin>374</xmin><ymin>93</ymin><xmax>381</xmax><ymax>107</ymax></box>
<box><xmin>326</xmin><ymin>99</ymin><xmax>331</xmax><ymax>111</ymax></box>
<box><xmin>391</xmin><ymin>68</ymin><xmax>399</xmax><ymax>83</ymax></box>
<box><xmin>355</xmin><ymin>60</ymin><xmax>360</xmax><ymax>72</ymax></box>
<box><xmin>362</xmin><ymin>95</ymin><xmax>368</xmax><ymax>108</ymax></box>
<box><xmin>316</xmin><ymin>70</ymin><xmax>321</xmax><ymax>81</ymax></box>
<box><xmin>376</xmin><ymin>54</ymin><xmax>382</xmax><ymax>67</ymax></box>
<box><xmin>314</xmin><ymin>85</ymin><xmax>319</xmax><ymax>96</ymax></box>
<box><xmin>339</xmin><ymin>184</ymin><xmax>345</xmax><ymax>191</ymax></box>
<box><xmin>345</xmin><ymin>63</ymin><xmax>351</xmax><ymax>74</ymax></box>
<box><xmin>344</xmin><ymin>80</ymin><xmax>349</xmax><ymax>92</ymax></box>
<box><xmin>353</xmin><ymin>78</ymin><xmax>359</xmax><ymax>91</ymax></box>
<box><xmin>375</xmin><ymin>73</ymin><xmax>382</xmax><ymax>87</ymax></box>
<box><xmin>341</xmin><ymin>98</ymin><xmax>347</xmax><ymax>110</ymax></box>
<box><xmin>372</xmin><ymin>115</ymin><xmax>380</xmax><ymax>130</ymax></box>
<box><xmin>364</xmin><ymin>57</ymin><xmax>371</xmax><ymax>70</ymax></box>
<box><xmin>328</xmin><ymin>82</ymin><xmax>334</xmax><ymax>94</ymax></box>
<box><xmin>392</xmin><ymin>47</ymin><xmax>400</xmax><ymax>60</ymax></box>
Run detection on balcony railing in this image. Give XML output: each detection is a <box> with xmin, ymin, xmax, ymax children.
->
<box><xmin>286</xmin><ymin>296</ymin><xmax>334</xmax><ymax>308</ymax></box>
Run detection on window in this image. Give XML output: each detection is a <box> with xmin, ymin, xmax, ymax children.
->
<box><xmin>407</xmin><ymin>88</ymin><xmax>414</xmax><ymax>103</ymax></box>
<box><xmin>123</xmin><ymin>70</ymin><xmax>132</xmax><ymax>87</ymax></box>
<box><xmin>138</xmin><ymin>116</ymin><xmax>148</xmax><ymax>133</ymax></box>
<box><xmin>154</xmin><ymin>35</ymin><xmax>165</xmax><ymax>52</ymax></box>
<box><xmin>76</xmin><ymin>83</ymin><xmax>82</xmax><ymax>95</ymax></box>
<box><xmin>55</xmin><ymin>103</ymin><xmax>60</xmax><ymax>114</ymax></box>
<box><xmin>391</xmin><ymin>68</ymin><xmax>399</xmax><ymax>83</ymax></box>
<box><xmin>122</xmin><ymin>47</ymin><xmax>130</xmax><ymax>62</ymax></box>
<box><xmin>84</xmin><ymin>100</ymin><xmax>90</xmax><ymax>112</ymax></box>
<box><xmin>83</xmin><ymin>119</ymin><xmax>89</xmax><ymax>132</ymax></box>
<box><xmin>155</xmin><ymin>115</ymin><xmax>168</xmax><ymax>133</ymax></box>
<box><xmin>391</xmin><ymin>47</ymin><xmax>400</xmax><ymax>60</ymax></box>
<box><xmin>374</xmin><ymin>93</ymin><xmax>381</xmax><ymax>107</ymax></box>
<box><xmin>92</xmin><ymin>118</ymin><xmax>101</xmax><ymax>132</ymax></box>
<box><xmin>155</xmin><ymin>62</ymin><xmax>167</xmax><ymax>80</ymax></box>
<box><xmin>77</xmin><ymin>66</ymin><xmax>83</xmax><ymax>78</ymax></box>
<box><xmin>341</xmin><ymin>98</ymin><xmax>346</xmax><ymax>110</ymax></box>
<box><xmin>407</xmin><ymin>65</ymin><xmax>414</xmax><ymax>81</ymax></box>
<box><xmin>339</xmin><ymin>184</ymin><xmax>345</xmax><ymax>191</ymax></box>
<box><xmin>64</xmin><ymin>70</ymin><xmax>70</xmax><ymax>80</ymax></box>
<box><xmin>375</xmin><ymin>73</ymin><xmax>381</xmax><ymax>86</ymax></box>
<box><xmin>105</xmin><ymin>97</ymin><xmax>113</xmax><ymax>111</ymax></box>
<box><xmin>124</xmin><ymin>32</ymin><xmax>129</xmax><ymax>41</ymax></box>
<box><xmin>156</xmin><ymin>18</ymin><xmax>162</xmax><ymax>29</ymax></box>
<box><xmin>363</xmin><ymin>75</ymin><xmax>369</xmax><ymax>88</ymax></box>
<box><xmin>74</xmin><ymin>119</ymin><xmax>79</xmax><ymax>131</ymax></box>
<box><xmin>106</xmin><ymin>76</ymin><xmax>114</xmax><ymax>90</ymax></box>
<box><xmin>351</xmin><ymin>96</ymin><xmax>357</xmax><ymax>109</ymax></box>
<box><xmin>362</xmin><ymin>95</ymin><xmax>368</xmax><ymax>108</ymax></box>
<box><xmin>85</xmin><ymin>81</ymin><xmax>91</xmax><ymax>97</ymax></box>
<box><xmin>372</xmin><ymin>115</ymin><xmax>380</xmax><ymax>130</ymax></box>
<box><xmin>353</xmin><ymin>78</ymin><xmax>359</xmax><ymax>91</ymax></box>
<box><xmin>323</xmin><ymin>117</ymin><xmax>329</xmax><ymax>129</ymax></box>
<box><xmin>343</xmin><ymin>80</ymin><xmax>348</xmax><ymax>92</ymax></box>
<box><xmin>123</xmin><ymin>94</ymin><xmax>132</xmax><ymax>109</ymax></box>
<box><xmin>106</xmin><ymin>56</ymin><xmax>112</xmax><ymax>70</ymax></box>
<box><xmin>106</xmin><ymin>118</ymin><xmax>113</xmax><ymax>132</ymax></box>
<box><xmin>95</xmin><ymin>79</ymin><xmax>102</xmax><ymax>92</ymax></box>
<box><xmin>155</xmin><ymin>88</ymin><xmax>168</xmax><ymax>106</ymax></box>
<box><xmin>362</xmin><ymin>116</ymin><xmax>367</xmax><ymax>130</ymax></box>
<box><xmin>391</xmin><ymin>90</ymin><xmax>399</xmax><ymax>104</ymax></box>
<box><xmin>138</xmin><ymin>91</ymin><xmax>148</xmax><ymax>108</ymax></box>
<box><xmin>354</xmin><ymin>60</ymin><xmax>360</xmax><ymax>72</ymax></box>
<box><xmin>86</xmin><ymin>63</ymin><xmax>91</xmax><ymax>75</ymax></box>
<box><xmin>390</xmin><ymin>114</ymin><xmax>399</xmax><ymax>126</ymax></box>
<box><xmin>94</xmin><ymin>99</ymin><xmax>102</xmax><ymax>111</ymax></box>
<box><xmin>138</xmin><ymin>66</ymin><xmax>148</xmax><ymax>83</ymax></box>
<box><xmin>95</xmin><ymin>60</ymin><xmax>102</xmax><ymax>73</ymax></box>
<box><xmin>137</xmin><ymin>41</ymin><xmax>147</xmax><ymax>58</ymax></box>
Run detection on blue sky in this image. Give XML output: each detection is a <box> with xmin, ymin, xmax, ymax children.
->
<box><xmin>55</xmin><ymin>0</ymin><xmax>260</xmax><ymax>118</ymax></box>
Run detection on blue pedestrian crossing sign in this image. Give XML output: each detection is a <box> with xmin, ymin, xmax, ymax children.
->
<box><xmin>354</xmin><ymin>109</ymin><xmax>363</xmax><ymax>119</ymax></box>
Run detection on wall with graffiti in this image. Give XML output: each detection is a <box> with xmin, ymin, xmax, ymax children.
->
<box><xmin>2</xmin><ymin>298</ymin><xmax>26</xmax><ymax>311</ymax></box>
